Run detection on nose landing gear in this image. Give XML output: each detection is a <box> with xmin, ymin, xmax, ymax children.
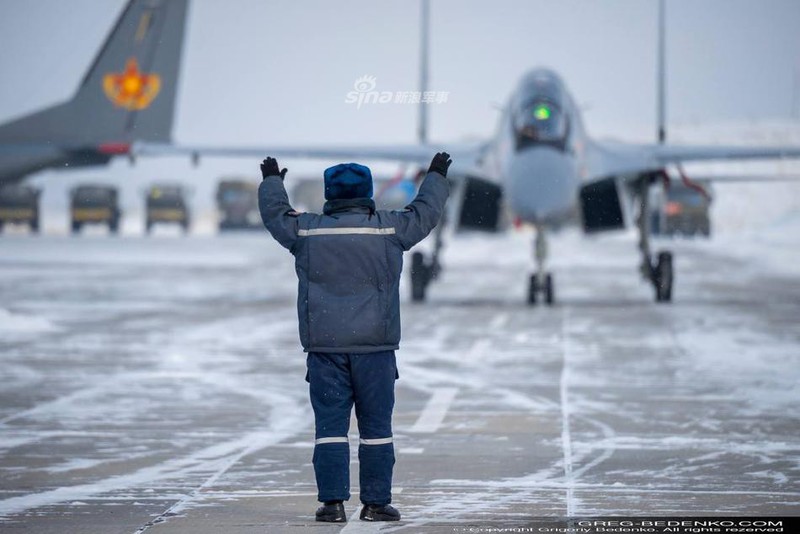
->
<box><xmin>528</xmin><ymin>227</ymin><xmax>555</xmax><ymax>305</ymax></box>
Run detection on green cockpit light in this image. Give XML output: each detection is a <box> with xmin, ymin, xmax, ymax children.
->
<box><xmin>533</xmin><ymin>104</ymin><xmax>551</xmax><ymax>120</ymax></box>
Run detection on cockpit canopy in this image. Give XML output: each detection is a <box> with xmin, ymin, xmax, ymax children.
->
<box><xmin>512</xmin><ymin>71</ymin><xmax>570</xmax><ymax>150</ymax></box>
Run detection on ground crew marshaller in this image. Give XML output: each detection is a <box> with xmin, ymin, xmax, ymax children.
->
<box><xmin>258</xmin><ymin>153</ymin><xmax>451</xmax><ymax>522</ymax></box>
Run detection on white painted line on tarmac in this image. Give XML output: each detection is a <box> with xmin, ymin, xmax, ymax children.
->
<box><xmin>466</xmin><ymin>338</ymin><xmax>490</xmax><ymax>362</ymax></box>
<box><xmin>340</xmin><ymin>496</ymin><xmax>401</xmax><ymax>534</ymax></box>
<box><xmin>409</xmin><ymin>387</ymin><xmax>458</xmax><ymax>433</ymax></box>
<box><xmin>559</xmin><ymin>308</ymin><xmax>576</xmax><ymax>517</ymax></box>
<box><xmin>489</xmin><ymin>312</ymin><xmax>510</xmax><ymax>329</ymax></box>
<box><xmin>398</xmin><ymin>447</ymin><xmax>424</xmax><ymax>454</ymax></box>
<box><xmin>341</xmin><ymin>508</ymin><xmax>366</xmax><ymax>531</ymax></box>
<box><xmin>338</xmin><ymin>491</ymin><xmax>403</xmax><ymax>532</ymax></box>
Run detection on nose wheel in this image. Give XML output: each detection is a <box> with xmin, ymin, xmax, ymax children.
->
<box><xmin>528</xmin><ymin>272</ymin><xmax>554</xmax><ymax>305</ymax></box>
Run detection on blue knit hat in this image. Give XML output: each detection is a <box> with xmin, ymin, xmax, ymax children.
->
<box><xmin>323</xmin><ymin>163</ymin><xmax>373</xmax><ymax>200</ymax></box>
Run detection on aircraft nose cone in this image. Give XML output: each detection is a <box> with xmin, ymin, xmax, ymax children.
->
<box><xmin>505</xmin><ymin>147</ymin><xmax>578</xmax><ymax>223</ymax></box>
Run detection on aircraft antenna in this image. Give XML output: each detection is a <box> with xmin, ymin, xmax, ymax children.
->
<box><xmin>418</xmin><ymin>0</ymin><xmax>430</xmax><ymax>145</ymax></box>
<box><xmin>657</xmin><ymin>0</ymin><xmax>666</xmax><ymax>144</ymax></box>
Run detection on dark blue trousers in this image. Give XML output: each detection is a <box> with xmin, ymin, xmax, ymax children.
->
<box><xmin>306</xmin><ymin>351</ymin><xmax>398</xmax><ymax>505</ymax></box>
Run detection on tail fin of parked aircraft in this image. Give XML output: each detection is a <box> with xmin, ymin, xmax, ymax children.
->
<box><xmin>0</xmin><ymin>0</ymin><xmax>188</xmax><ymax>146</ymax></box>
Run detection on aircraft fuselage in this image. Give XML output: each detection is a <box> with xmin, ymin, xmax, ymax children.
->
<box><xmin>480</xmin><ymin>68</ymin><xmax>589</xmax><ymax>227</ymax></box>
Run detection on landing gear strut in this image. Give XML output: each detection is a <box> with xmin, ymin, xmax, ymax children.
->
<box><xmin>409</xmin><ymin>215</ymin><xmax>445</xmax><ymax>302</ymax></box>
<box><xmin>527</xmin><ymin>227</ymin><xmax>554</xmax><ymax>305</ymax></box>
<box><xmin>637</xmin><ymin>175</ymin><xmax>674</xmax><ymax>303</ymax></box>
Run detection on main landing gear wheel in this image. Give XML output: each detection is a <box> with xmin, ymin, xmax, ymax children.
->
<box><xmin>409</xmin><ymin>211</ymin><xmax>447</xmax><ymax>303</ymax></box>
<box><xmin>654</xmin><ymin>251</ymin><xmax>673</xmax><ymax>302</ymax></box>
<box><xmin>528</xmin><ymin>273</ymin><xmax>555</xmax><ymax>306</ymax></box>
<box><xmin>411</xmin><ymin>251</ymin><xmax>436</xmax><ymax>302</ymax></box>
<box><xmin>636</xmin><ymin>173</ymin><xmax>675</xmax><ymax>304</ymax></box>
<box><xmin>408</xmin><ymin>206</ymin><xmax>447</xmax><ymax>303</ymax></box>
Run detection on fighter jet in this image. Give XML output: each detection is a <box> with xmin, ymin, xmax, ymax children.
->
<box><xmin>2</xmin><ymin>0</ymin><xmax>798</xmax><ymax>305</ymax></box>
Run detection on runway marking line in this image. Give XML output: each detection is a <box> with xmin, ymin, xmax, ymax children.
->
<box><xmin>559</xmin><ymin>308</ymin><xmax>576</xmax><ymax>516</ymax></box>
<box><xmin>466</xmin><ymin>338</ymin><xmax>491</xmax><ymax>362</ymax></box>
<box><xmin>489</xmin><ymin>313</ymin><xmax>510</xmax><ymax>329</ymax></box>
<box><xmin>409</xmin><ymin>387</ymin><xmax>458</xmax><ymax>433</ymax></box>
<box><xmin>340</xmin><ymin>508</ymin><xmax>376</xmax><ymax>532</ymax></box>
<box><xmin>338</xmin><ymin>489</ymin><xmax>402</xmax><ymax>532</ymax></box>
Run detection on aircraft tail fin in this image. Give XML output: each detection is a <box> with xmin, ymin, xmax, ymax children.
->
<box><xmin>0</xmin><ymin>0</ymin><xmax>189</xmax><ymax>145</ymax></box>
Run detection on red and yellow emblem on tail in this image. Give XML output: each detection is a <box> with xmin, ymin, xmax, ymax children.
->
<box><xmin>102</xmin><ymin>58</ymin><xmax>161</xmax><ymax>110</ymax></box>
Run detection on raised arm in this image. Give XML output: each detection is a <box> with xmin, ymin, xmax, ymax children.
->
<box><xmin>258</xmin><ymin>157</ymin><xmax>298</xmax><ymax>251</ymax></box>
<box><xmin>390</xmin><ymin>152</ymin><xmax>452</xmax><ymax>251</ymax></box>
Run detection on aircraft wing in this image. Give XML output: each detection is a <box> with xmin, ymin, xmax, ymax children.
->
<box><xmin>653</xmin><ymin>144</ymin><xmax>800</xmax><ymax>165</ymax></box>
<box><xmin>132</xmin><ymin>141</ymin><xmax>484</xmax><ymax>170</ymax></box>
<box><xmin>586</xmin><ymin>140</ymin><xmax>800</xmax><ymax>182</ymax></box>
<box><xmin>667</xmin><ymin>173</ymin><xmax>800</xmax><ymax>183</ymax></box>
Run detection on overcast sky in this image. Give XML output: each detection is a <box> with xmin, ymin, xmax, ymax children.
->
<box><xmin>0</xmin><ymin>0</ymin><xmax>799</xmax><ymax>223</ymax></box>
<box><xmin>1</xmin><ymin>0</ymin><xmax>799</xmax><ymax>145</ymax></box>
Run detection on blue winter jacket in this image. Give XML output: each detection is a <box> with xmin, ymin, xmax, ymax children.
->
<box><xmin>258</xmin><ymin>172</ymin><xmax>449</xmax><ymax>353</ymax></box>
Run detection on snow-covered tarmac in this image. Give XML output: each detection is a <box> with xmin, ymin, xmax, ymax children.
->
<box><xmin>0</xmin><ymin>228</ymin><xmax>798</xmax><ymax>532</ymax></box>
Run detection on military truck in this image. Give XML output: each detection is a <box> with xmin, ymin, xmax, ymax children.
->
<box><xmin>650</xmin><ymin>181</ymin><xmax>712</xmax><ymax>237</ymax></box>
<box><xmin>0</xmin><ymin>184</ymin><xmax>40</xmax><ymax>234</ymax></box>
<box><xmin>70</xmin><ymin>184</ymin><xmax>121</xmax><ymax>234</ymax></box>
<box><xmin>145</xmin><ymin>184</ymin><xmax>190</xmax><ymax>233</ymax></box>
<box><xmin>216</xmin><ymin>179</ymin><xmax>260</xmax><ymax>231</ymax></box>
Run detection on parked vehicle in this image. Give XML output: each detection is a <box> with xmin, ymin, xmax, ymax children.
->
<box><xmin>651</xmin><ymin>181</ymin><xmax>712</xmax><ymax>237</ymax></box>
<box><xmin>216</xmin><ymin>178</ymin><xmax>260</xmax><ymax>231</ymax></box>
<box><xmin>0</xmin><ymin>184</ymin><xmax>40</xmax><ymax>234</ymax></box>
<box><xmin>145</xmin><ymin>184</ymin><xmax>190</xmax><ymax>233</ymax></box>
<box><xmin>70</xmin><ymin>184</ymin><xmax>121</xmax><ymax>234</ymax></box>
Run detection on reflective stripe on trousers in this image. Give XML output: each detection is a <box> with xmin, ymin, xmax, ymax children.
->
<box><xmin>314</xmin><ymin>437</ymin><xmax>394</xmax><ymax>445</ymax></box>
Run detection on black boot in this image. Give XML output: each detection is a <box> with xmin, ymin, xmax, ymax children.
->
<box><xmin>360</xmin><ymin>503</ymin><xmax>400</xmax><ymax>521</ymax></box>
<box><xmin>315</xmin><ymin>501</ymin><xmax>346</xmax><ymax>522</ymax></box>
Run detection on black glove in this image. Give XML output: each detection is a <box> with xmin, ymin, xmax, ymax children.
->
<box><xmin>261</xmin><ymin>157</ymin><xmax>288</xmax><ymax>180</ymax></box>
<box><xmin>428</xmin><ymin>151</ymin><xmax>452</xmax><ymax>177</ymax></box>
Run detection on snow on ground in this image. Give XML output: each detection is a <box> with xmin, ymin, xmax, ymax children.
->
<box><xmin>0</xmin><ymin>225</ymin><xmax>798</xmax><ymax>528</ymax></box>
<box><xmin>0</xmin><ymin>308</ymin><xmax>60</xmax><ymax>339</ymax></box>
